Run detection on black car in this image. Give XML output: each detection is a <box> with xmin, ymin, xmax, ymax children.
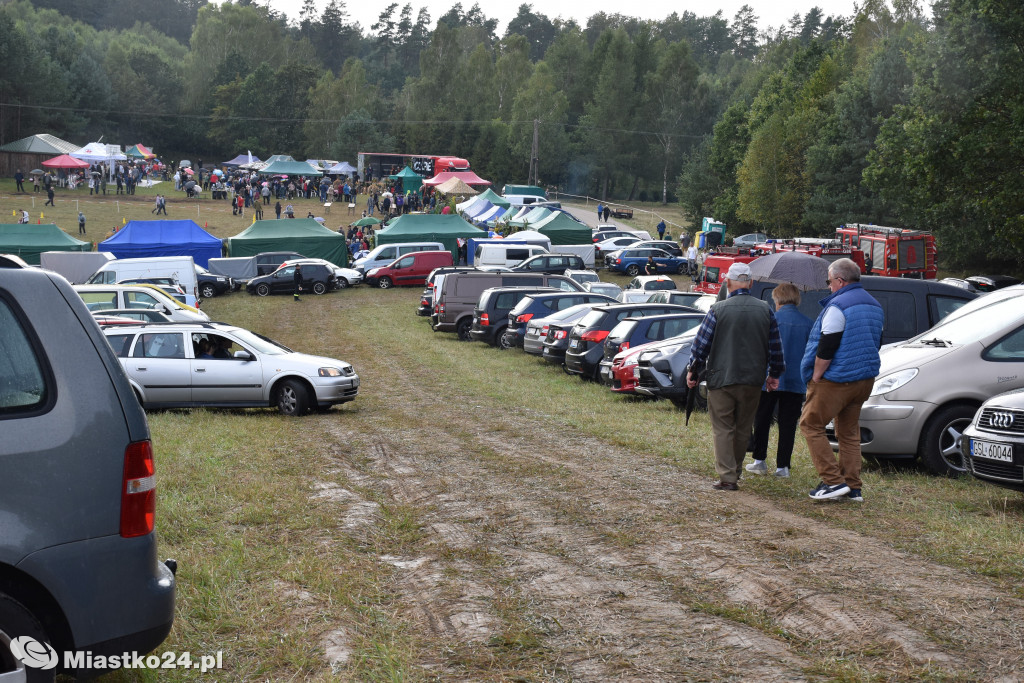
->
<box><xmin>562</xmin><ymin>303</ymin><xmax>693</xmax><ymax>379</ymax></box>
<box><xmin>598</xmin><ymin>312</ymin><xmax>704</xmax><ymax>385</ymax></box>
<box><xmin>965</xmin><ymin>275</ymin><xmax>1021</xmax><ymax>292</ymax></box>
<box><xmin>510</xmin><ymin>254</ymin><xmax>586</xmax><ymax>275</ymax></box>
<box><xmin>196</xmin><ymin>265</ymin><xmax>234</xmax><ymax>298</ymax></box>
<box><xmin>505</xmin><ymin>292</ymin><xmax>618</xmax><ymax>347</ymax></box>
<box><xmin>246</xmin><ymin>262</ymin><xmax>336</xmax><ymax>296</ymax></box>
<box><xmin>470</xmin><ymin>286</ymin><xmax>556</xmax><ymax>347</ymax></box>
<box><xmin>255</xmin><ymin>251</ymin><xmax>304</xmax><ymax>275</ymax></box>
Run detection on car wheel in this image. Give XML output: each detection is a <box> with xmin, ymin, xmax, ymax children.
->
<box><xmin>498</xmin><ymin>331</ymin><xmax>516</xmax><ymax>350</ymax></box>
<box><xmin>920</xmin><ymin>404</ymin><xmax>976</xmax><ymax>476</ymax></box>
<box><xmin>0</xmin><ymin>592</ymin><xmax>56</xmax><ymax>682</ymax></box>
<box><xmin>456</xmin><ymin>318</ymin><xmax>472</xmax><ymax>341</ymax></box>
<box><xmin>276</xmin><ymin>379</ymin><xmax>310</xmax><ymax>417</ymax></box>
<box><xmin>626</xmin><ymin>265</ymin><xmax>640</xmax><ymax>276</ymax></box>
<box><xmin>313</xmin><ymin>281</ymin><xmax>327</xmax><ymax>295</ymax></box>
<box><xmin>677</xmin><ymin>262</ymin><xmax>688</xmax><ymax>275</ymax></box>
<box><xmin>378</xmin><ymin>277</ymin><xmax>393</xmax><ymax>289</ymax></box>
<box><xmin>336</xmin><ymin>278</ymin><xmax>348</xmax><ymax>289</ymax></box>
<box><xmin>201</xmin><ymin>284</ymin><xmax>216</xmax><ymax>299</ymax></box>
<box><xmin>494</xmin><ymin>326</ymin><xmax>510</xmax><ymax>349</ymax></box>
<box><xmin>256</xmin><ymin>283</ymin><xmax>270</xmax><ymax>297</ymax></box>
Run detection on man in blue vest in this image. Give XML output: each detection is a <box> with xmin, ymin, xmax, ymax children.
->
<box><xmin>687</xmin><ymin>262</ymin><xmax>786</xmax><ymax>490</ymax></box>
<box><xmin>799</xmin><ymin>258</ymin><xmax>883</xmax><ymax>502</ymax></box>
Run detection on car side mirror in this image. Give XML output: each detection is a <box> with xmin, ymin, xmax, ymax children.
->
<box><xmin>233</xmin><ymin>350</ymin><xmax>253</xmax><ymax>361</ymax></box>
<box><xmin>162</xmin><ymin>306</ymin><xmax>171</xmax><ymax>314</ymax></box>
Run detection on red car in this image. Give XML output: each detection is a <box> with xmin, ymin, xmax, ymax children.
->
<box><xmin>609</xmin><ymin>341</ymin><xmax>661</xmax><ymax>393</ymax></box>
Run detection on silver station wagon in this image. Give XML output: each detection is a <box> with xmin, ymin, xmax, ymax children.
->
<box><xmin>101</xmin><ymin>322</ymin><xmax>359</xmax><ymax>416</ymax></box>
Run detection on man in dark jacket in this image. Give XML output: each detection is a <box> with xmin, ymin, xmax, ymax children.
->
<box><xmin>293</xmin><ymin>264</ymin><xmax>303</xmax><ymax>302</ymax></box>
<box><xmin>687</xmin><ymin>262</ymin><xmax>785</xmax><ymax>490</ymax></box>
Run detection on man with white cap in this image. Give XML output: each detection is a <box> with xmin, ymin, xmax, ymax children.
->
<box><xmin>687</xmin><ymin>262</ymin><xmax>786</xmax><ymax>490</ymax></box>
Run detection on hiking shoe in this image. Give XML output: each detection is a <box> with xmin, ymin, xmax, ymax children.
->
<box><xmin>745</xmin><ymin>460</ymin><xmax>768</xmax><ymax>475</ymax></box>
<box><xmin>809</xmin><ymin>482</ymin><xmax>850</xmax><ymax>500</ymax></box>
<box><xmin>846</xmin><ymin>488</ymin><xmax>863</xmax><ymax>502</ymax></box>
<box><xmin>774</xmin><ymin>467</ymin><xmax>790</xmax><ymax>478</ymax></box>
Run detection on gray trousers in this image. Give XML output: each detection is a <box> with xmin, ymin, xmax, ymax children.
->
<box><xmin>707</xmin><ymin>384</ymin><xmax>762</xmax><ymax>483</ymax></box>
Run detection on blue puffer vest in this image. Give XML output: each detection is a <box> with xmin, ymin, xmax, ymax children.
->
<box><xmin>801</xmin><ymin>283</ymin><xmax>883</xmax><ymax>384</ymax></box>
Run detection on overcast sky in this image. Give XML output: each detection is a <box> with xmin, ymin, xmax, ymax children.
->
<box><xmin>250</xmin><ymin>0</ymin><xmax>865</xmax><ymax>34</ymax></box>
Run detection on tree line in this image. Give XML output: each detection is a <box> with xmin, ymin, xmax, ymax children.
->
<box><xmin>0</xmin><ymin>0</ymin><xmax>1020</xmax><ymax>270</ymax></box>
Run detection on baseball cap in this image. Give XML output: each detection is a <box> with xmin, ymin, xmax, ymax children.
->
<box><xmin>725</xmin><ymin>262</ymin><xmax>751</xmax><ymax>281</ymax></box>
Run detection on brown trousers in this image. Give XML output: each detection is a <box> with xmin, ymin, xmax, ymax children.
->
<box><xmin>799</xmin><ymin>378</ymin><xmax>873</xmax><ymax>489</ymax></box>
<box><xmin>707</xmin><ymin>384</ymin><xmax>762</xmax><ymax>484</ymax></box>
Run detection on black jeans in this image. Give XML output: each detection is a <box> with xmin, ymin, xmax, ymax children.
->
<box><xmin>751</xmin><ymin>390</ymin><xmax>805</xmax><ymax>469</ymax></box>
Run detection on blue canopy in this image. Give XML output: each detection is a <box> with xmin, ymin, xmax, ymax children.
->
<box><xmin>99</xmin><ymin>220</ymin><xmax>222</xmax><ymax>267</ymax></box>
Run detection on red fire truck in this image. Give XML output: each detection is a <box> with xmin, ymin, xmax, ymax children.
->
<box><xmin>694</xmin><ymin>240</ymin><xmax>864</xmax><ymax>295</ymax></box>
<box><xmin>835</xmin><ymin>224</ymin><xmax>937</xmax><ymax>279</ymax></box>
<box><xmin>693</xmin><ymin>247</ymin><xmax>761</xmax><ymax>295</ymax></box>
<box><xmin>754</xmin><ymin>238</ymin><xmax>866</xmax><ymax>272</ymax></box>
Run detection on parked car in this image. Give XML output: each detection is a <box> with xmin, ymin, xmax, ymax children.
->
<box><xmin>609</xmin><ymin>335</ymin><xmax>690</xmax><ymax>395</ymax></box>
<box><xmin>598</xmin><ymin>313</ymin><xmax>704</xmax><ymax>385</ymax></box>
<box><xmin>505</xmin><ymin>292</ymin><xmax>617</xmax><ymax>348</ymax></box>
<box><xmin>965</xmin><ymin>275</ymin><xmax>1021</xmax><ymax>292</ymax></box>
<box><xmin>74</xmin><ymin>284</ymin><xmax>209</xmax><ymax>322</ymax></box>
<box><xmin>938</xmin><ymin>277</ymin><xmax>979</xmax><ymax>293</ymax></box>
<box><xmin>607</xmin><ymin>249</ymin><xmax>687</xmax><ymax>276</ymax></box>
<box><xmin>646</xmin><ymin>290</ymin><xmax>709</xmax><ymax>308</ymax></box>
<box><xmin>281</xmin><ymin>258</ymin><xmax>361</xmax><ymax>289</ymax></box>
<box><xmin>846</xmin><ymin>290</ymin><xmax>1024</xmax><ymax>475</ymax></box>
<box><xmin>475</xmin><ymin>243</ymin><xmax>547</xmax><ymax>268</ymax></box>
<box><xmin>93</xmin><ymin>308</ymin><xmax>173</xmax><ymax>324</ymax></box>
<box><xmin>592</xmin><ymin>230</ymin><xmax>640</xmax><ymax>244</ymax></box>
<box><xmin>618</xmin><ymin>290</ymin><xmax>658</xmax><ymax>304</ymax></box>
<box><xmin>732</xmin><ymin>232</ymin><xmax>770</xmax><ymax>247</ymax></box>
<box><xmin>625</xmin><ymin>275</ymin><xmax>679</xmax><ymax>291</ymax></box>
<box><xmin>562</xmin><ymin>303</ymin><xmax>692</xmax><ymax>380</ymax></box>
<box><xmin>584</xmin><ymin>281</ymin><xmax>623</xmax><ymax>299</ymax></box>
<box><xmin>103</xmin><ymin>321</ymin><xmax>360</xmax><ymax>415</ymax></box>
<box><xmin>1</xmin><ymin>265</ymin><xmax>175</xmax><ymax>676</ymax></box>
<box><xmin>118</xmin><ymin>278</ymin><xmax>186</xmax><ymax>304</ymax></box>
<box><xmin>471</xmin><ymin>286</ymin><xmax>557</xmax><ymax>347</ymax></box>
<box><xmin>87</xmin><ymin>255</ymin><xmax>200</xmax><ymax>306</ymax></box>
<box><xmin>564</xmin><ymin>269</ymin><xmax>601</xmax><ymax>286</ymax></box>
<box><xmin>255</xmin><ymin>251</ymin><xmax>304</xmax><ymax>276</ymax></box>
<box><xmin>510</xmin><ymin>253</ymin><xmax>586</xmax><ymax>275</ymax></box>
<box><xmin>603</xmin><ymin>241</ymin><xmax>683</xmax><ymax>265</ymax></box>
<box><xmin>351</xmin><ymin>242</ymin><xmax>445</xmax><ymax>275</ymax></box>
<box><xmin>365</xmin><ymin>250</ymin><xmax>454</xmax><ymax>289</ymax></box>
<box><xmin>963</xmin><ymin>389</ymin><xmax>1024</xmax><ymax>492</ymax></box>
<box><xmin>594</xmin><ymin>236</ymin><xmax>642</xmax><ymax>264</ymax></box>
<box><xmin>195</xmin><ymin>264</ymin><xmax>236</xmax><ymax>298</ymax></box>
<box><xmin>433</xmin><ymin>271</ymin><xmax>584</xmax><ymax>340</ymax></box>
<box><xmin>634</xmin><ymin>329</ymin><xmax>703</xmax><ymax>408</ymax></box>
<box><xmin>523</xmin><ymin>303</ymin><xmax>601</xmax><ymax>356</ymax></box>
<box><xmin>246</xmin><ymin>262</ymin><xmax>336</xmax><ymax>296</ymax></box>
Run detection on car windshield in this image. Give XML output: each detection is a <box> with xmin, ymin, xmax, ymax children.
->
<box><xmin>912</xmin><ymin>296</ymin><xmax>1024</xmax><ymax>345</ymax></box>
<box><xmin>935</xmin><ymin>287</ymin><xmax>1021</xmax><ymax>324</ymax></box>
<box><xmin>579</xmin><ymin>309</ymin><xmax>607</xmax><ymax>327</ymax></box>
<box><xmin>608</xmin><ymin>320</ymin><xmax>638</xmax><ymax>339</ymax></box>
<box><xmin>229</xmin><ymin>328</ymin><xmax>290</xmax><ymax>355</ymax></box>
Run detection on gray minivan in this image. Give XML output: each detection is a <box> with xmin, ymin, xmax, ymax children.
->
<box><xmin>433</xmin><ymin>271</ymin><xmax>584</xmax><ymax>340</ymax></box>
<box><xmin>0</xmin><ymin>266</ymin><xmax>175</xmax><ymax>678</ymax></box>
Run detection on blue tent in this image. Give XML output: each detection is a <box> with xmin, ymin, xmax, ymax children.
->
<box><xmin>99</xmin><ymin>220</ymin><xmax>223</xmax><ymax>267</ymax></box>
<box><xmin>466</xmin><ymin>200</ymin><xmax>495</xmax><ymax>219</ymax></box>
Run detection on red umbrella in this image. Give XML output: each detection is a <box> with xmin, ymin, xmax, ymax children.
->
<box><xmin>42</xmin><ymin>154</ymin><xmax>90</xmax><ymax>169</ymax></box>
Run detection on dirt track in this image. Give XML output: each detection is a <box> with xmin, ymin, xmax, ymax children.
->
<box><xmin>306</xmin><ymin>350</ymin><xmax>1024</xmax><ymax>681</ymax></box>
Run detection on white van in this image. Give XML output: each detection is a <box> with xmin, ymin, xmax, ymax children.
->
<box><xmin>86</xmin><ymin>256</ymin><xmax>200</xmax><ymax>306</ymax></box>
<box><xmin>352</xmin><ymin>242</ymin><xmax>445</xmax><ymax>274</ymax></box>
<box><xmin>475</xmin><ymin>244</ymin><xmax>548</xmax><ymax>268</ymax></box>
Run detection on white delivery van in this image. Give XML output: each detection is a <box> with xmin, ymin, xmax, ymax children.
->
<box><xmin>39</xmin><ymin>251</ymin><xmax>116</xmax><ymax>284</ymax></box>
<box><xmin>352</xmin><ymin>242</ymin><xmax>445</xmax><ymax>274</ymax></box>
<box><xmin>86</xmin><ymin>256</ymin><xmax>200</xmax><ymax>306</ymax></box>
<box><xmin>475</xmin><ymin>243</ymin><xmax>548</xmax><ymax>268</ymax></box>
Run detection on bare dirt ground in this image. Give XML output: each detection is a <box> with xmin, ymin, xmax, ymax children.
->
<box><xmin>307</xmin><ymin>354</ymin><xmax>1024</xmax><ymax>681</ymax></box>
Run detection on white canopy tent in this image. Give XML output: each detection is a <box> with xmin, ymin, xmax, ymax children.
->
<box><xmin>71</xmin><ymin>142</ymin><xmax>128</xmax><ymax>181</ymax></box>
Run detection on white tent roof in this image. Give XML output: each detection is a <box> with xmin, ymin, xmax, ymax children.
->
<box><xmin>457</xmin><ymin>196</ymin><xmax>485</xmax><ymax>213</ymax></box>
<box><xmin>71</xmin><ymin>142</ymin><xmax>127</xmax><ymax>162</ymax></box>
<box><xmin>326</xmin><ymin>161</ymin><xmax>356</xmax><ymax>174</ymax></box>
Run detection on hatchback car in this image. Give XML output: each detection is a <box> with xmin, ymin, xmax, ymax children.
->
<box><xmin>103</xmin><ymin>322</ymin><xmax>360</xmax><ymax>415</ymax></box>
<box><xmin>470</xmin><ymin>286</ymin><xmax>556</xmax><ymax>347</ymax></box>
<box><xmin>584</xmin><ymin>282</ymin><xmax>622</xmax><ymax>299</ymax></box>
<box><xmin>505</xmin><ymin>292</ymin><xmax>617</xmax><ymax>348</ymax></box>
<box><xmin>598</xmin><ymin>313</ymin><xmax>704</xmax><ymax>385</ymax></box>
<box><xmin>282</xmin><ymin>258</ymin><xmax>362</xmax><ymax>289</ymax></box>
<box><xmin>625</xmin><ymin>275</ymin><xmax>679</xmax><ymax>292</ymax></box>
<box><xmin>523</xmin><ymin>303</ymin><xmax>600</xmax><ymax>356</ymax></box>
<box><xmin>646</xmin><ymin>290</ymin><xmax>710</xmax><ymax>309</ymax></box>
<box><xmin>732</xmin><ymin>232</ymin><xmax>769</xmax><ymax>247</ymax></box>
<box><xmin>594</xmin><ymin>236</ymin><xmax>641</xmax><ymax>262</ymax></box>
<box><xmin>564</xmin><ymin>269</ymin><xmax>601</xmax><ymax>286</ymax></box>
<box><xmin>963</xmin><ymin>389</ymin><xmax>1024</xmax><ymax>492</ymax></box>
<box><xmin>510</xmin><ymin>254</ymin><xmax>586</xmax><ymax>275</ymax></box>
<box><xmin>851</xmin><ymin>291</ymin><xmax>1024</xmax><ymax>475</ymax></box>
<box><xmin>246</xmin><ymin>262</ymin><xmax>336</xmax><ymax>296</ymax></box>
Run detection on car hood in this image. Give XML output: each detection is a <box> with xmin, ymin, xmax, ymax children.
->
<box><xmin>878</xmin><ymin>341</ymin><xmax>964</xmax><ymax>374</ymax></box>
<box><xmin>336</xmin><ymin>267</ymin><xmax>361</xmax><ymax>279</ymax></box>
<box><xmin>274</xmin><ymin>352</ymin><xmax>353</xmax><ymax>374</ymax></box>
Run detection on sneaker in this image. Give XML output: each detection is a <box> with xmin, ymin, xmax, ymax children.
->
<box><xmin>846</xmin><ymin>488</ymin><xmax>863</xmax><ymax>502</ymax></box>
<box><xmin>809</xmin><ymin>481</ymin><xmax>851</xmax><ymax>500</ymax></box>
<box><xmin>745</xmin><ymin>460</ymin><xmax>768</xmax><ymax>475</ymax></box>
<box><xmin>774</xmin><ymin>467</ymin><xmax>790</xmax><ymax>478</ymax></box>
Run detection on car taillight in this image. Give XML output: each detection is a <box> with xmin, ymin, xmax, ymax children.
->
<box><xmin>438</xmin><ymin>303</ymin><xmax>444</xmax><ymax>314</ymax></box>
<box><xmin>581</xmin><ymin>330</ymin><xmax>610</xmax><ymax>343</ymax></box>
<box><xmin>541</xmin><ymin>325</ymin><xmax>549</xmax><ymax>335</ymax></box>
<box><xmin>620</xmin><ymin>341</ymin><xmax>630</xmax><ymax>350</ymax></box>
<box><xmin>421</xmin><ymin>298</ymin><xmax>428</xmax><ymax>306</ymax></box>
<box><xmin>481</xmin><ymin>313</ymin><xmax>489</xmax><ymax>325</ymax></box>
<box><xmin>554</xmin><ymin>330</ymin><xmax>567</xmax><ymax>339</ymax></box>
<box><xmin>516</xmin><ymin>313</ymin><xmax>534</xmax><ymax>324</ymax></box>
<box><xmin>121</xmin><ymin>440</ymin><xmax>155</xmax><ymax>538</ymax></box>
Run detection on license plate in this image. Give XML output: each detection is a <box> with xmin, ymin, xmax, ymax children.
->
<box><xmin>971</xmin><ymin>439</ymin><xmax>1013</xmax><ymax>462</ymax></box>
<box><xmin>569</xmin><ymin>340</ymin><xmax>579</xmax><ymax>349</ymax></box>
<box><xmin>633</xmin><ymin>366</ymin><xmax>640</xmax><ymax>378</ymax></box>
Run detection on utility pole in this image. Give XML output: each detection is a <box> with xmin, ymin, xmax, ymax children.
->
<box><xmin>528</xmin><ymin>119</ymin><xmax>539</xmax><ymax>186</ymax></box>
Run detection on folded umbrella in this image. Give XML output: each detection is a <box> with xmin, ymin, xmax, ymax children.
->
<box><xmin>684</xmin><ymin>358</ymin><xmax>705</xmax><ymax>426</ymax></box>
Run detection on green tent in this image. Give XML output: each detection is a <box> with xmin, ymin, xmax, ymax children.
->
<box><xmin>375</xmin><ymin>214</ymin><xmax>484</xmax><ymax>261</ymax></box>
<box><xmin>502</xmin><ymin>184</ymin><xmax>546</xmax><ymax>198</ymax></box>
<box><xmin>258</xmin><ymin>160</ymin><xmax>322</xmax><ymax>176</ymax></box>
<box><xmin>388</xmin><ymin>166</ymin><xmax>424</xmax><ymax>194</ymax></box>
<box><xmin>533</xmin><ymin>212</ymin><xmax>591</xmax><ymax>246</ymax></box>
<box><xmin>475</xmin><ymin>188</ymin><xmax>510</xmax><ymax>208</ymax></box>
<box><xmin>507</xmin><ymin>207</ymin><xmax>552</xmax><ymax>228</ymax></box>
<box><xmin>0</xmin><ymin>224</ymin><xmax>91</xmax><ymax>265</ymax></box>
<box><xmin>227</xmin><ymin>218</ymin><xmax>347</xmax><ymax>267</ymax></box>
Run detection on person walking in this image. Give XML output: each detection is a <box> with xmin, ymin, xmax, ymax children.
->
<box><xmin>799</xmin><ymin>258</ymin><xmax>883</xmax><ymax>502</ymax></box>
<box><xmin>686</xmin><ymin>244</ymin><xmax>698</xmax><ymax>278</ymax></box>
<box><xmin>686</xmin><ymin>262</ymin><xmax>785</xmax><ymax>490</ymax></box>
<box><xmin>152</xmin><ymin>195</ymin><xmax>161</xmax><ymax>214</ymax></box>
<box><xmin>293</xmin><ymin>264</ymin><xmax>303</xmax><ymax>302</ymax></box>
<box><xmin>657</xmin><ymin>219</ymin><xmax>666</xmax><ymax>240</ymax></box>
<box><xmin>597</xmin><ymin>203</ymin><xmax>603</xmax><ymax>222</ymax></box>
<box><xmin>14</xmin><ymin>169</ymin><xmax>25</xmax><ymax>193</ymax></box>
<box><xmin>602</xmin><ymin>205</ymin><xmax>611</xmax><ymax>222</ymax></box>
<box><xmin>45</xmin><ymin>184</ymin><xmax>55</xmax><ymax>207</ymax></box>
<box><xmin>158</xmin><ymin>195</ymin><xmax>167</xmax><ymax>215</ymax></box>
<box><xmin>644</xmin><ymin>255</ymin><xmax>657</xmax><ymax>275</ymax></box>
<box><xmin>746</xmin><ymin>283</ymin><xmax>813</xmax><ymax>478</ymax></box>
<box><xmin>275</xmin><ymin>201</ymin><xmax>282</xmax><ymax>219</ymax></box>
<box><xmin>78</xmin><ymin>211</ymin><xmax>86</xmax><ymax>235</ymax></box>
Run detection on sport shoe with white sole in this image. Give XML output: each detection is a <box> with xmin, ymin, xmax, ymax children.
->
<box><xmin>745</xmin><ymin>460</ymin><xmax>768</xmax><ymax>474</ymax></box>
<box><xmin>809</xmin><ymin>481</ymin><xmax>851</xmax><ymax>500</ymax></box>
<box><xmin>846</xmin><ymin>488</ymin><xmax>863</xmax><ymax>502</ymax></box>
<box><xmin>774</xmin><ymin>467</ymin><xmax>790</xmax><ymax>478</ymax></box>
